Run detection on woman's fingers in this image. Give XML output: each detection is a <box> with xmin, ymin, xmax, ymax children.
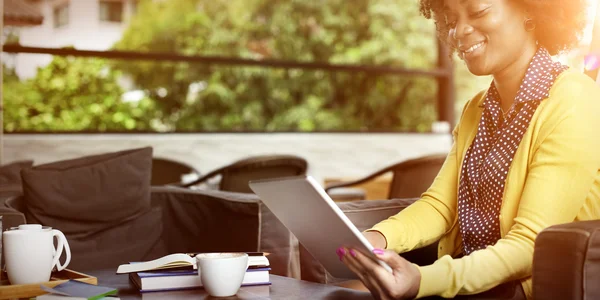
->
<box><xmin>372</xmin><ymin>249</ymin><xmax>422</xmax><ymax>299</ymax></box>
<box><xmin>339</xmin><ymin>247</ymin><xmax>421</xmax><ymax>300</ymax></box>
<box><xmin>341</xmin><ymin>248</ymin><xmax>369</xmax><ymax>281</ymax></box>
<box><xmin>359</xmin><ymin>252</ymin><xmax>402</xmax><ymax>298</ymax></box>
<box><xmin>341</xmin><ymin>248</ymin><xmax>387</xmax><ymax>298</ymax></box>
<box><xmin>372</xmin><ymin>249</ymin><xmax>407</xmax><ymax>270</ymax></box>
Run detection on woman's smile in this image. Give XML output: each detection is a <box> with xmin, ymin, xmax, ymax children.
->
<box><xmin>459</xmin><ymin>40</ymin><xmax>487</xmax><ymax>61</ymax></box>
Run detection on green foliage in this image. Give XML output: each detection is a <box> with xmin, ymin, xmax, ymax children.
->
<box><xmin>3</xmin><ymin>57</ymin><xmax>157</xmax><ymax>132</ymax></box>
<box><xmin>112</xmin><ymin>0</ymin><xmax>449</xmax><ymax>132</ymax></box>
<box><xmin>3</xmin><ymin>0</ymin><xmax>495</xmax><ymax>133</ymax></box>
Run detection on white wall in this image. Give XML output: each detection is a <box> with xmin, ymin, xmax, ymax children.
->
<box><xmin>14</xmin><ymin>0</ymin><xmax>135</xmax><ymax>79</ymax></box>
<box><xmin>3</xmin><ymin>133</ymin><xmax>452</xmax><ymax>183</ymax></box>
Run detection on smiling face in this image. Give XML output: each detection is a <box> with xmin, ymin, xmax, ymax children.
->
<box><xmin>443</xmin><ymin>0</ymin><xmax>537</xmax><ymax>76</ymax></box>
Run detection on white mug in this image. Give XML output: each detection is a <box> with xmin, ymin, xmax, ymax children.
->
<box><xmin>3</xmin><ymin>224</ymin><xmax>71</xmax><ymax>285</ymax></box>
<box><xmin>196</xmin><ymin>253</ymin><xmax>249</xmax><ymax>297</ymax></box>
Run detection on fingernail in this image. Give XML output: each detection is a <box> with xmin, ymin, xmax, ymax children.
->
<box><xmin>349</xmin><ymin>249</ymin><xmax>357</xmax><ymax>257</ymax></box>
<box><xmin>336</xmin><ymin>247</ymin><xmax>346</xmax><ymax>259</ymax></box>
<box><xmin>373</xmin><ymin>248</ymin><xmax>385</xmax><ymax>255</ymax></box>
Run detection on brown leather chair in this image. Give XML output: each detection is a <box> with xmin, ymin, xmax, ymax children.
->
<box><xmin>151</xmin><ymin>157</ymin><xmax>199</xmax><ymax>186</ymax></box>
<box><xmin>180</xmin><ymin>155</ymin><xmax>308</xmax><ymax>193</ymax></box>
<box><xmin>325</xmin><ymin>154</ymin><xmax>447</xmax><ymax>199</ymax></box>
<box><xmin>532</xmin><ymin>219</ymin><xmax>600</xmax><ymax>300</ymax></box>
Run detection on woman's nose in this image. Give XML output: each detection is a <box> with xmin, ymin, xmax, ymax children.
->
<box><xmin>453</xmin><ymin>21</ymin><xmax>475</xmax><ymax>40</ymax></box>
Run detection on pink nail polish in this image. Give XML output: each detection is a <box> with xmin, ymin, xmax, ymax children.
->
<box><xmin>349</xmin><ymin>249</ymin><xmax>357</xmax><ymax>257</ymax></box>
<box><xmin>373</xmin><ymin>248</ymin><xmax>385</xmax><ymax>255</ymax></box>
<box><xmin>336</xmin><ymin>247</ymin><xmax>346</xmax><ymax>258</ymax></box>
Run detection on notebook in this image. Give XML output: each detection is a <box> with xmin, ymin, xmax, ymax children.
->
<box><xmin>130</xmin><ymin>267</ymin><xmax>271</xmax><ymax>292</ymax></box>
<box><xmin>38</xmin><ymin>280</ymin><xmax>118</xmax><ymax>300</ymax></box>
<box><xmin>116</xmin><ymin>252</ymin><xmax>269</xmax><ymax>274</ymax></box>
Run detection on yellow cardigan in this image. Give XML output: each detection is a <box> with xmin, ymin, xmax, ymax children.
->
<box><xmin>369</xmin><ymin>70</ymin><xmax>600</xmax><ymax>299</ymax></box>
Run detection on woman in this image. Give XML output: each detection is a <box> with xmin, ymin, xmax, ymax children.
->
<box><xmin>337</xmin><ymin>0</ymin><xmax>600</xmax><ymax>299</ymax></box>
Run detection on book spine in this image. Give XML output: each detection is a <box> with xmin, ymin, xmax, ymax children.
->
<box><xmin>139</xmin><ymin>282</ymin><xmax>272</xmax><ymax>293</ymax></box>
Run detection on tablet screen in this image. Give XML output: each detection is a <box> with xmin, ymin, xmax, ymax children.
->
<box><xmin>249</xmin><ymin>175</ymin><xmax>392</xmax><ymax>279</ymax></box>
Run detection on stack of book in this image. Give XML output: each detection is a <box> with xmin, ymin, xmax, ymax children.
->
<box><xmin>117</xmin><ymin>252</ymin><xmax>271</xmax><ymax>293</ymax></box>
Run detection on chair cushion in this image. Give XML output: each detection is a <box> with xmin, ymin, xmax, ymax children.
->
<box><xmin>21</xmin><ymin>147</ymin><xmax>153</xmax><ymax>235</ymax></box>
<box><xmin>19</xmin><ymin>147</ymin><xmax>161</xmax><ymax>270</ymax></box>
<box><xmin>0</xmin><ymin>160</ymin><xmax>33</xmax><ymax>186</ymax></box>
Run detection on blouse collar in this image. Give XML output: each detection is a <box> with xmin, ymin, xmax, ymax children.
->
<box><xmin>480</xmin><ymin>47</ymin><xmax>568</xmax><ymax>109</ymax></box>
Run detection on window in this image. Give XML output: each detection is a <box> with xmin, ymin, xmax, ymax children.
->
<box><xmin>99</xmin><ymin>1</ymin><xmax>123</xmax><ymax>22</ymax></box>
<box><xmin>53</xmin><ymin>4</ymin><xmax>69</xmax><ymax>28</ymax></box>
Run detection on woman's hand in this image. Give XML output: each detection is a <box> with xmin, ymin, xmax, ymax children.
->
<box><xmin>337</xmin><ymin>247</ymin><xmax>421</xmax><ymax>300</ymax></box>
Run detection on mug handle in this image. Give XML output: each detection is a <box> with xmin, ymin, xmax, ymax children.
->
<box><xmin>50</xmin><ymin>230</ymin><xmax>71</xmax><ymax>271</ymax></box>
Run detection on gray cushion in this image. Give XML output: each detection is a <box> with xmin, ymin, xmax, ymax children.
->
<box><xmin>19</xmin><ymin>148</ymin><xmax>163</xmax><ymax>270</ymax></box>
<box><xmin>21</xmin><ymin>147</ymin><xmax>153</xmax><ymax>234</ymax></box>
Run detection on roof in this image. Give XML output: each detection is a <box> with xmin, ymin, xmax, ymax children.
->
<box><xmin>3</xmin><ymin>0</ymin><xmax>43</xmax><ymax>26</ymax></box>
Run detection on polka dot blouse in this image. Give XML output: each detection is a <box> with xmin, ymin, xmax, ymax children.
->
<box><xmin>457</xmin><ymin>47</ymin><xmax>568</xmax><ymax>255</ymax></box>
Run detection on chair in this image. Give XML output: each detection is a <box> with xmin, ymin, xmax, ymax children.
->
<box><xmin>151</xmin><ymin>157</ymin><xmax>200</xmax><ymax>186</ymax></box>
<box><xmin>180</xmin><ymin>154</ymin><xmax>308</xmax><ymax>193</ymax></box>
<box><xmin>325</xmin><ymin>154</ymin><xmax>447</xmax><ymax>199</ymax></box>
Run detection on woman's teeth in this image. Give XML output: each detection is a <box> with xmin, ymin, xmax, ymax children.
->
<box><xmin>464</xmin><ymin>42</ymin><xmax>485</xmax><ymax>54</ymax></box>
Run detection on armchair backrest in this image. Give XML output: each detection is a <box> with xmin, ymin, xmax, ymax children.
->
<box><xmin>533</xmin><ymin>220</ymin><xmax>600</xmax><ymax>300</ymax></box>
<box><xmin>325</xmin><ymin>154</ymin><xmax>447</xmax><ymax>200</ymax></box>
<box><xmin>183</xmin><ymin>154</ymin><xmax>308</xmax><ymax>193</ymax></box>
<box><xmin>151</xmin><ymin>157</ymin><xmax>199</xmax><ymax>186</ymax></box>
<box><xmin>388</xmin><ymin>154</ymin><xmax>447</xmax><ymax>199</ymax></box>
<box><xmin>149</xmin><ymin>187</ymin><xmax>298</xmax><ymax>278</ymax></box>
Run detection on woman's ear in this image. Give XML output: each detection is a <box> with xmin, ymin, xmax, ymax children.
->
<box><xmin>524</xmin><ymin>17</ymin><xmax>536</xmax><ymax>32</ymax></box>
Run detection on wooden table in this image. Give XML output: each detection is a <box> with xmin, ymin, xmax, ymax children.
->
<box><xmin>87</xmin><ymin>269</ymin><xmax>374</xmax><ymax>300</ymax></box>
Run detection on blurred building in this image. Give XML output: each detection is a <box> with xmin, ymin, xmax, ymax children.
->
<box><xmin>4</xmin><ymin>0</ymin><xmax>44</xmax><ymax>26</ymax></box>
<box><xmin>9</xmin><ymin>0</ymin><xmax>137</xmax><ymax>79</ymax></box>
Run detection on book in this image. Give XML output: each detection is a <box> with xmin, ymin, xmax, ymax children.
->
<box><xmin>116</xmin><ymin>252</ymin><xmax>269</xmax><ymax>274</ymax></box>
<box><xmin>130</xmin><ymin>267</ymin><xmax>271</xmax><ymax>292</ymax></box>
<box><xmin>36</xmin><ymin>296</ymin><xmax>119</xmax><ymax>300</ymax></box>
<box><xmin>37</xmin><ymin>280</ymin><xmax>118</xmax><ymax>300</ymax></box>
<box><xmin>139</xmin><ymin>285</ymin><xmax>270</xmax><ymax>299</ymax></box>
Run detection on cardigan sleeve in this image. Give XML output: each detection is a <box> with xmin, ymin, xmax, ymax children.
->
<box><xmin>366</xmin><ymin>92</ymin><xmax>482</xmax><ymax>253</ymax></box>
<box><xmin>415</xmin><ymin>87</ymin><xmax>600</xmax><ymax>298</ymax></box>
<box><xmin>367</xmin><ymin>136</ymin><xmax>460</xmax><ymax>253</ymax></box>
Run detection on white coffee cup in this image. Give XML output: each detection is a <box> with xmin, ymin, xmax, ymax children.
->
<box><xmin>3</xmin><ymin>224</ymin><xmax>71</xmax><ymax>285</ymax></box>
<box><xmin>196</xmin><ymin>253</ymin><xmax>249</xmax><ymax>297</ymax></box>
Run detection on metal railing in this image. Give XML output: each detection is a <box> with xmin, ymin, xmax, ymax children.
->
<box><xmin>1</xmin><ymin>41</ymin><xmax>456</xmax><ymax>133</ymax></box>
<box><xmin>3</xmin><ymin>45</ymin><xmax>450</xmax><ymax>77</ymax></box>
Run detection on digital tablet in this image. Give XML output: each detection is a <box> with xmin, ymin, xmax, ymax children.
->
<box><xmin>248</xmin><ymin>175</ymin><xmax>392</xmax><ymax>279</ymax></box>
